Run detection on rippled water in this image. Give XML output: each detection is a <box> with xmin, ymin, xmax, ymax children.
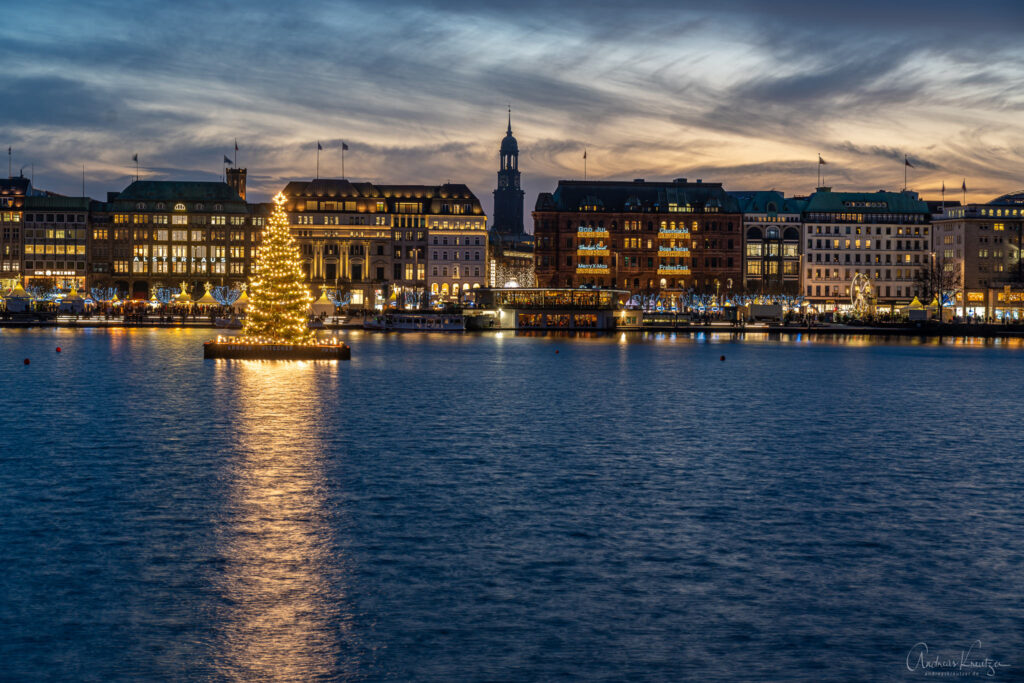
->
<box><xmin>1</xmin><ymin>328</ymin><xmax>1022</xmax><ymax>681</ymax></box>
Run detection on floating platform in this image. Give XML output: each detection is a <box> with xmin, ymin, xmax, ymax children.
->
<box><xmin>203</xmin><ymin>340</ymin><xmax>350</xmax><ymax>360</ymax></box>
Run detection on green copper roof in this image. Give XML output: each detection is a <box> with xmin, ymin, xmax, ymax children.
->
<box><xmin>804</xmin><ymin>189</ymin><xmax>928</xmax><ymax>214</ymax></box>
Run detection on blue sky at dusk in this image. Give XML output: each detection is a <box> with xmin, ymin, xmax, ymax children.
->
<box><xmin>2</xmin><ymin>0</ymin><xmax>1022</xmax><ymax>215</ymax></box>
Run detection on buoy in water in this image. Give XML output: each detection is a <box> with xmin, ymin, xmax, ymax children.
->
<box><xmin>56</xmin><ymin>347</ymin><xmax>62</xmax><ymax>353</ymax></box>
<box><xmin>720</xmin><ymin>355</ymin><xmax>726</xmax><ymax>361</ymax></box>
<box><xmin>24</xmin><ymin>358</ymin><xmax>30</xmax><ymax>365</ymax></box>
<box><xmin>555</xmin><ymin>349</ymin><xmax>559</xmax><ymax>354</ymax></box>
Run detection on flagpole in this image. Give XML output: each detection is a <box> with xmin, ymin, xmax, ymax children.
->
<box><xmin>342</xmin><ymin>144</ymin><xmax>345</xmax><ymax>179</ymax></box>
<box><xmin>7</xmin><ymin>147</ymin><xmax>10</xmax><ymax>179</ymax></box>
<box><xmin>316</xmin><ymin>142</ymin><xmax>320</xmax><ymax>179</ymax></box>
<box><xmin>817</xmin><ymin>153</ymin><xmax>820</xmax><ymax>188</ymax></box>
<box><xmin>82</xmin><ymin>164</ymin><xmax>85</xmax><ymax>197</ymax></box>
<box><xmin>904</xmin><ymin>155</ymin><xmax>907</xmax><ymax>191</ymax></box>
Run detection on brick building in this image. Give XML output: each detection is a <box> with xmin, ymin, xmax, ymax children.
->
<box><xmin>533</xmin><ymin>179</ymin><xmax>743</xmax><ymax>298</ymax></box>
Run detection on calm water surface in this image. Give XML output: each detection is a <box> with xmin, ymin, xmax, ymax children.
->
<box><xmin>1</xmin><ymin>328</ymin><xmax>1022</xmax><ymax>681</ymax></box>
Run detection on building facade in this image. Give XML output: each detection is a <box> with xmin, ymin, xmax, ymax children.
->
<box><xmin>533</xmin><ymin>178</ymin><xmax>743</xmax><ymax>299</ymax></box>
<box><xmin>932</xmin><ymin>191</ymin><xmax>1024</xmax><ymax>317</ymax></box>
<box><xmin>21</xmin><ymin>196</ymin><xmax>92</xmax><ymax>291</ymax></box>
<box><xmin>731</xmin><ymin>191</ymin><xmax>805</xmax><ymax>295</ymax></box>
<box><xmin>282</xmin><ymin>179</ymin><xmax>487</xmax><ymax>307</ymax></box>
<box><xmin>89</xmin><ymin>180</ymin><xmax>262</xmax><ymax>298</ymax></box>
<box><xmin>802</xmin><ymin>188</ymin><xmax>931</xmax><ymax>311</ymax></box>
<box><xmin>1</xmin><ymin>177</ymin><xmax>40</xmax><ymax>289</ymax></box>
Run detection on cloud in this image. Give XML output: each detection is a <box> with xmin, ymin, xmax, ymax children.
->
<box><xmin>0</xmin><ymin>0</ymin><xmax>1022</xmax><ymax>212</ymax></box>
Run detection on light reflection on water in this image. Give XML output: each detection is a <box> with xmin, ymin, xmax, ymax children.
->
<box><xmin>2</xmin><ymin>328</ymin><xmax>1023</xmax><ymax>681</ymax></box>
<box><xmin>211</xmin><ymin>359</ymin><xmax>348</xmax><ymax>682</ymax></box>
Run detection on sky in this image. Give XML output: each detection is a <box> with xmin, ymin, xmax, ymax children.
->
<box><xmin>2</xmin><ymin>0</ymin><xmax>1023</xmax><ymax>220</ymax></box>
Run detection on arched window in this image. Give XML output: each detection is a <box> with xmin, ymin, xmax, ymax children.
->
<box><xmin>441</xmin><ymin>283</ymin><xmax>449</xmax><ymax>295</ymax></box>
<box><xmin>430</xmin><ymin>283</ymin><xmax>438</xmax><ymax>294</ymax></box>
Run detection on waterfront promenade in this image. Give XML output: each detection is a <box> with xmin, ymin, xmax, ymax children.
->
<box><xmin>4</xmin><ymin>313</ymin><xmax>1024</xmax><ymax>338</ymax></box>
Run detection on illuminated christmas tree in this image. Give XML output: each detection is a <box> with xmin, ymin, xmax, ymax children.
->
<box><xmin>241</xmin><ymin>192</ymin><xmax>314</xmax><ymax>344</ymax></box>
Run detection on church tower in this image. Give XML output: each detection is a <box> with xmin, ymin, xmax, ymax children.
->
<box><xmin>492</xmin><ymin>109</ymin><xmax>525</xmax><ymax>235</ymax></box>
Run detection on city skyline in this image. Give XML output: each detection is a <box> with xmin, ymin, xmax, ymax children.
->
<box><xmin>2</xmin><ymin>0</ymin><xmax>1023</xmax><ymax>216</ymax></box>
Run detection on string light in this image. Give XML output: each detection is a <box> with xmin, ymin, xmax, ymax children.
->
<box><xmin>239</xmin><ymin>192</ymin><xmax>316</xmax><ymax>345</ymax></box>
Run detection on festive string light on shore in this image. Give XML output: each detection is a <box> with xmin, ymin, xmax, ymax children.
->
<box><xmin>240</xmin><ymin>192</ymin><xmax>316</xmax><ymax>345</ymax></box>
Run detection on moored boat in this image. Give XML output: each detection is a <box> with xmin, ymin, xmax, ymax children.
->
<box><xmin>363</xmin><ymin>312</ymin><xmax>465</xmax><ymax>332</ymax></box>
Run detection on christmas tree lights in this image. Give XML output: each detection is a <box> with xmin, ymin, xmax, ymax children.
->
<box><xmin>240</xmin><ymin>192</ymin><xmax>315</xmax><ymax>344</ymax></box>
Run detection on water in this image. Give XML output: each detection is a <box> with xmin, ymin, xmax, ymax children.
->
<box><xmin>1</xmin><ymin>328</ymin><xmax>1022</xmax><ymax>681</ymax></box>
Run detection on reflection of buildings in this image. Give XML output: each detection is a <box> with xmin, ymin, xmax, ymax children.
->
<box><xmin>802</xmin><ymin>188</ymin><xmax>931</xmax><ymax>310</ymax></box>
<box><xmin>533</xmin><ymin>178</ymin><xmax>742</xmax><ymax>297</ymax></box>
<box><xmin>730</xmin><ymin>191</ymin><xmax>806</xmax><ymax>295</ymax></box>
<box><xmin>282</xmin><ymin>179</ymin><xmax>487</xmax><ymax>306</ymax></box>
<box><xmin>933</xmin><ymin>191</ymin><xmax>1024</xmax><ymax>318</ymax></box>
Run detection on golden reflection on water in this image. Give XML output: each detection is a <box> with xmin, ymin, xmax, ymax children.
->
<box><xmin>211</xmin><ymin>359</ymin><xmax>346</xmax><ymax>682</ymax></box>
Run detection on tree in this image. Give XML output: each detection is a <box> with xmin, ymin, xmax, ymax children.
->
<box><xmin>241</xmin><ymin>193</ymin><xmax>314</xmax><ymax>344</ymax></box>
<box><xmin>915</xmin><ymin>252</ymin><xmax>962</xmax><ymax>321</ymax></box>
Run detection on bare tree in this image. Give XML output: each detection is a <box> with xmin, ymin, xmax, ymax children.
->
<box><xmin>915</xmin><ymin>253</ymin><xmax>962</xmax><ymax>321</ymax></box>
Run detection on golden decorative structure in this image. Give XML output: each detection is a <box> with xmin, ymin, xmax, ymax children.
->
<box><xmin>240</xmin><ymin>193</ymin><xmax>315</xmax><ymax>345</ymax></box>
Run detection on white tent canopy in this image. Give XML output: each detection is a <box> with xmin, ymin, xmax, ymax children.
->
<box><xmin>311</xmin><ymin>290</ymin><xmax>335</xmax><ymax>316</ymax></box>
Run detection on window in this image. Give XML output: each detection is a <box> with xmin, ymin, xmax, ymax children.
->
<box><xmin>172</xmin><ymin>215</ymin><xmax>187</xmax><ymax>225</ymax></box>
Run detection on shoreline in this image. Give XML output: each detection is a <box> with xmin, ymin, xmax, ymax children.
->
<box><xmin>4</xmin><ymin>317</ymin><xmax>1024</xmax><ymax>338</ymax></box>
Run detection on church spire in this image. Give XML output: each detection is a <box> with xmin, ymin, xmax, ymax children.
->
<box><xmin>507</xmin><ymin>105</ymin><xmax>512</xmax><ymax>135</ymax></box>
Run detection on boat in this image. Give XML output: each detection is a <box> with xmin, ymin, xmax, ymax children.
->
<box><xmin>214</xmin><ymin>316</ymin><xmax>243</xmax><ymax>329</ymax></box>
<box><xmin>308</xmin><ymin>318</ymin><xmax>326</xmax><ymax>329</ymax></box>
<box><xmin>363</xmin><ymin>312</ymin><xmax>466</xmax><ymax>332</ymax></box>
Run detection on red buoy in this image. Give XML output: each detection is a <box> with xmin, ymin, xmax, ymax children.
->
<box><xmin>720</xmin><ymin>355</ymin><xmax>726</xmax><ymax>361</ymax></box>
<box><xmin>555</xmin><ymin>349</ymin><xmax>559</xmax><ymax>354</ymax></box>
<box><xmin>24</xmin><ymin>358</ymin><xmax>30</xmax><ymax>365</ymax></box>
<box><xmin>56</xmin><ymin>347</ymin><xmax>62</xmax><ymax>353</ymax></box>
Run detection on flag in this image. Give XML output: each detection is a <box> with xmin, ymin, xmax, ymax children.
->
<box><xmin>583</xmin><ymin>149</ymin><xmax>587</xmax><ymax>160</ymax></box>
<box><xmin>342</xmin><ymin>142</ymin><xmax>349</xmax><ymax>151</ymax></box>
<box><xmin>818</xmin><ymin>154</ymin><xmax>826</xmax><ymax>165</ymax></box>
<box><xmin>223</xmin><ymin>155</ymin><xmax>233</xmax><ymax>165</ymax></box>
<box><xmin>942</xmin><ymin>181</ymin><xmax>945</xmax><ymax>193</ymax></box>
<box><xmin>905</xmin><ymin>157</ymin><xmax>915</xmax><ymax>168</ymax></box>
<box><xmin>962</xmin><ymin>179</ymin><xmax>967</xmax><ymax>192</ymax></box>
<box><xmin>132</xmin><ymin>153</ymin><xmax>138</xmax><ymax>162</ymax></box>
<box><xmin>317</xmin><ymin>141</ymin><xmax>323</xmax><ymax>151</ymax></box>
<box><xmin>234</xmin><ymin>139</ymin><xmax>239</xmax><ymax>152</ymax></box>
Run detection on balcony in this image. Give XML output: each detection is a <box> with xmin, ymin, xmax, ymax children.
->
<box><xmin>657</xmin><ymin>265</ymin><xmax>691</xmax><ymax>275</ymax></box>
<box><xmin>657</xmin><ymin>246</ymin><xmax>690</xmax><ymax>254</ymax></box>
<box><xmin>576</xmin><ymin>263</ymin><xmax>610</xmax><ymax>274</ymax></box>
<box><xmin>577</xmin><ymin>247</ymin><xmax>610</xmax><ymax>257</ymax></box>
<box><xmin>577</xmin><ymin>227</ymin><xmax>610</xmax><ymax>238</ymax></box>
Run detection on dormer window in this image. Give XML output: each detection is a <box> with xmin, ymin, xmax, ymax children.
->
<box><xmin>174</xmin><ymin>203</ymin><xmax>186</xmax><ymax>211</ymax></box>
<box><xmin>136</xmin><ymin>202</ymin><xmax>146</xmax><ymax>210</ymax></box>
